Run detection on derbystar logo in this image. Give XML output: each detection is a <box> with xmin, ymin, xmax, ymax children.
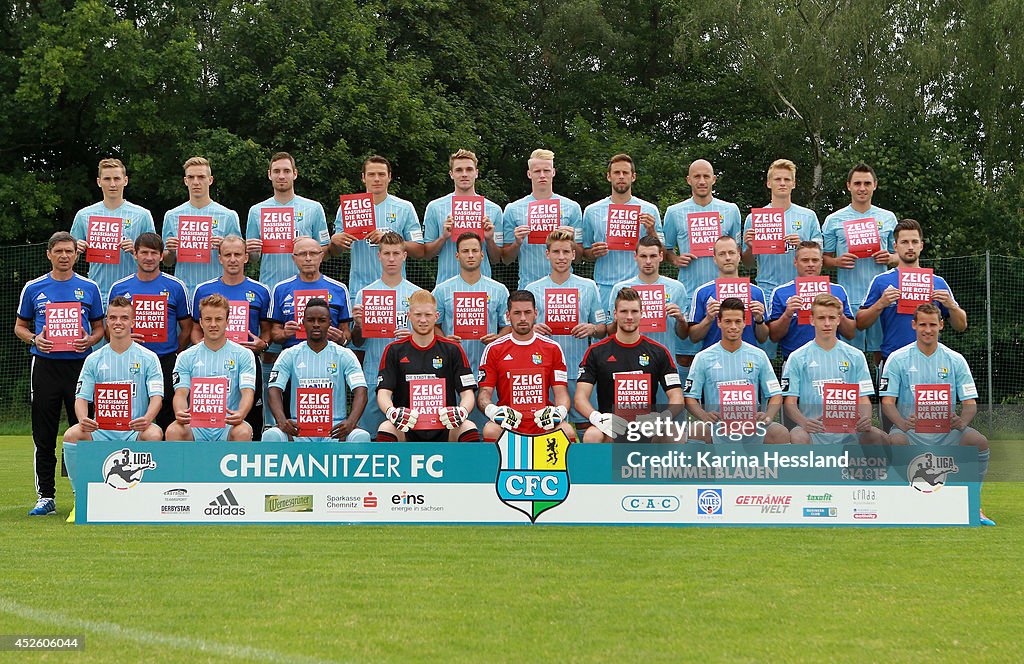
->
<box><xmin>161</xmin><ymin>504</ymin><xmax>190</xmax><ymax>515</ymax></box>
<box><xmin>205</xmin><ymin>488</ymin><xmax>246</xmax><ymax>516</ymax></box>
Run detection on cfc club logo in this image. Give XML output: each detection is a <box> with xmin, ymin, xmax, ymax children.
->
<box><xmin>697</xmin><ymin>488</ymin><xmax>723</xmax><ymax>515</ymax></box>
<box><xmin>639</xmin><ymin>353</ymin><xmax>650</xmax><ymax>367</ymax></box>
<box><xmin>495</xmin><ymin>429</ymin><xmax>571</xmax><ymax>523</ymax></box>
<box><xmin>838</xmin><ymin>360</ymin><xmax>850</xmax><ymax>373</ymax></box>
<box><xmin>102</xmin><ymin>448</ymin><xmax>157</xmax><ymax>490</ymax></box>
<box><xmin>908</xmin><ymin>453</ymin><xmax>959</xmax><ymax>493</ymax></box>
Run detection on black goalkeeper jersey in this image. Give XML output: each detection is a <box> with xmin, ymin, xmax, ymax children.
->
<box><xmin>578</xmin><ymin>335</ymin><xmax>681</xmax><ymax>413</ymax></box>
<box><xmin>377</xmin><ymin>336</ymin><xmax>478</xmax><ymax>409</ymax></box>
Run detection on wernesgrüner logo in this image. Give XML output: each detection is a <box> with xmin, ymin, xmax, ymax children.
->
<box><xmin>264</xmin><ymin>494</ymin><xmax>313</xmax><ymax>513</ymax></box>
<box><xmin>102</xmin><ymin>448</ymin><xmax>156</xmax><ymax>490</ymax></box>
<box><xmin>908</xmin><ymin>453</ymin><xmax>959</xmax><ymax>493</ymax></box>
<box><xmin>495</xmin><ymin>429</ymin><xmax>571</xmax><ymax>523</ymax></box>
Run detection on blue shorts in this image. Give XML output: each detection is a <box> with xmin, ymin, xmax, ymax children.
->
<box><xmin>849</xmin><ymin>315</ymin><xmax>883</xmax><ymax>353</ymax></box>
<box><xmin>889</xmin><ymin>426</ymin><xmax>973</xmax><ymax>446</ymax></box>
<box><xmin>91</xmin><ymin>429</ymin><xmax>140</xmax><ymax>442</ymax></box>
<box><xmin>808</xmin><ymin>432</ymin><xmax>859</xmax><ymax>445</ymax></box>
<box><xmin>263</xmin><ymin>425</ymin><xmax>371</xmax><ymax>443</ymax></box>
<box><xmin>192</xmin><ymin>426</ymin><xmax>231</xmax><ymax>442</ymax></box>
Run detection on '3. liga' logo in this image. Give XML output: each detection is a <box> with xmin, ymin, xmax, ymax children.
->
<box><xmin>102</xmin><ymin>448</ymin><xmax>156</xmax><ymax>490</ymax></box>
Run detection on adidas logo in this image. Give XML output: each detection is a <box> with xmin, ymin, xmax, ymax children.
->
<box><xmin>808</xmin><ymin>361</ymin><xmax>819</xmax><ymax>368</ymax></box>
<box><xmin>205</xmin><ymin>488</ymin><xmax>245</xmax><ymax>516</ymax></box>
<box><xmin>607</xmin><ymin>355</ymin><xmax>617</xmax><ymax>362</ymax></box>
<box><xmin>36</xmin><ymin>292</ymin><xmax>48</xmax><ymax>300</ymax></box>
<box><xmin>503</xmin><ymin>354</ymin><xmax>514</xmax><ymax>360</ymax></box>
<box><xmin>400</xmin><ymin>357</ymin><xmax>410</xmax><ymax>363</ymax></box>
<box><xmin>712</xmin><ymin>362</ymin><xmax>723</xmax><ymax>369</ymax></box>
<box><xmin>297</xmin><ymin>362</ymin><xmax>307</xmax><ymax>368</ymax></box>
<box><xmin>907</xmin><ymin>366</ymin><xmax>918</xmax><ymax>372</ymax></box>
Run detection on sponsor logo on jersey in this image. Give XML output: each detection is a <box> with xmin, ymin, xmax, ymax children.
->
<box><xmin>908</xmin><ymin>453</ymin><xmax>959</xmax><ymax>494</ymax></box>
<box><xmin>495</xmin><ymin>429</ymin><xmax>571</xmax><ymax>523</ymax></box>
<box><xmin>102</xmin><ymin>448</ymin><xmax>156</xmax><ymax>490</ymax></box>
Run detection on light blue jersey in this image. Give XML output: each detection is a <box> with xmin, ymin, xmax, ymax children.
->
<box><xmin>173</xmin><ymin>339</ymin><xmax>257</xmax><ymax>441</ymax></box>
<box><xmin>609</xmin><ymin>275</ymin><xmax>689</xmax><ymax>354</ymax></box>
<box><xmin>880</xmin><ymin>342</ymin><xmax>978</xmax><ymax>445</ymax></box>
<box><xmin>246</xmin><ymin>195</ymin><xmax>330</xmax><ymax>290</ymax></box>
<box><xmin>582</xmin><ymin>196</ymin><xmax>663</xmax><ymax>291</ymax></box>
<box><xmin>70</xmin><ymin>201</ymin><xmax>156</xmax><ymax>307</ymax></box>
<box><xmin>423</xmin><ymin>193</ymin><xmax>504</xmax><ymax>284</ymax></box>
<box><xmin>353</xmin><ymin>278</ymin><xmax>420</xmax><ymax>432</ymax></box>
<box><xmin>433</xmin><ymin>274</ymin><xmax>510</xmax><ymax>375</ymax></box>
<box><xmin>686</xmin><ymin>341</ymin><xmax>782</xmax><ymax>443</ymax></box>
<box><xmin>76</xmin><ymin>342</ymin><xmax>164</xmax><ymax>425</ymax></box>
<box><xmin>663</xmin><ymin>197</ymin><xmax>742</xmax><ymax>294</ymax></box>
<box><xmin>162</xmin><ymin>200</ymin><xmax>242</xmax><ymax>297</ymax></box>
<box><xmin>742</xmin><ymin>203</ymin><xmax>822</xmax><ymax>300</ymax></box>
<box><xmin>782</xmin><ymin>339</ymin><xmax>874</xmax><ymax>444</ymax></box>
<box><xmin>269</xmin><ymin>341</ymin><xmax>366</xmax><ymax>427</ymax></box>
<box><xmin>502</xmin><ymin>194</ymin><xmax>583</xmax><ymax>288</ymax></box>
<box><xmin>821</xmin><ymin>204</ymin><xmax>898</xmax><ymax>306</ymax></box>
<box><xmin>336</xmin><ymin>194</ymin><xmax>422</xmax><ymax>296</ymax></box>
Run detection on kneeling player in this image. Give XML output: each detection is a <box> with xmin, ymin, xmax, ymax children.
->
<box><xmin>880</xmin><ymin>303</ymin><xmax>993</xmax><ymax>524</ymax></box>
<box><xmin>376</xmin><ymin>290</ymin><xmax>480</xmax><ymax>442</ymax></box>
<box><xmin>685</xmin><ymin>298</ymin><xmax>789</xmax><ymax>444</ymax></box>
<box><xmin>166</xmin><ymin>294</ymin><xmax>256</xmax><ymax>441</ymax></box>
<box><xmin>477</xmin><ymin>291</ymin><xmax>575</xmax><ymax>441</ymax></box>
<box><xmin>575</xmin><ymin>287</ymin><xmax>683</xmax><ymax>442</ymax></box>
<box><xmin>782</xmin><ymin>294</ymin><xmax>887</xmax><ymax>445</ymax></box>
<box><xmin>264</xmin><ymin>298</ymin><xmax>370</xmax><ymax>442</ymax></box>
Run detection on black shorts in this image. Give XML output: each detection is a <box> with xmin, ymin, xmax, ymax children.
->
<box><xmin>404</xmin><ymin>428</ymin><xmax>449</xmax><ymax>442</ymax></box>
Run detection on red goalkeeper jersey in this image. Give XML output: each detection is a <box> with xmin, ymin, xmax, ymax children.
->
<box><xmin>478</xmin><ymin>333</ymin><xmax>568</xmax><ymax>434</ymax></box>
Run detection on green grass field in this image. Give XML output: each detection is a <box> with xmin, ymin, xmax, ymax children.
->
<box><xmin>0</xmin><ymin>435</ymin><xmax>1021</xmax><ymax>663</ymax></box>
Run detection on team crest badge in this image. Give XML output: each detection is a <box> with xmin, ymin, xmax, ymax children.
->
<box><xmin>639</xmin><ymin>353</ymin><xmax>650</xmax><ymax>367</ymax></box>
<box><xmin>129</xmin><ymin>362</ymin><xmax>140</xmax><ymax>375</ymax></box>
<box><xmin>938</xmin><ymin>366</ymin><xmax>949</xmax><ymax>379</ymax></box>
<box><xmin>124</xmin><ymin>218</ymin><xmax>132</xmax><ymax>228</ymax></box>
<box><xmin>432</xmin><ymin>356</ymin><xmax>443</xmax><ymax>369</ymax></box>
<box><xmin>224</xmin><ymin>359</ymin><xmax>235</xmax><ymax>371</ymax></box>
<box><xmin>743</xmin><ymin>361</ymin><xmax>754</xmax><ymax>374</ymax></box>
<box><xmin>495</xmin><ymin>429</ymin><xmax>571</xmax><ymax>523</ymax></box>
<box><xmin>296</xmin><ymin>211</ymin><xmax>304</xmax><ymax>222</ymax></box>
<box><xmin>212</xmin><ymin>219</ymin><xmax>219</xmax><ymax>229</ymax></box>
<box><xmin>74</xmin><ymin>288</ymin><xmax>85</xmax><ymax>300</ymax></box>
<box><xmin>246</xmin><ymin>291</ymin><xmax>256</xmax><ymax>302</ymax></box>
<box><xmin>838</xmin><ymin>360</ymin><xmax>850</xmax><ymax>373</ymax></box>
<box><xmin>327</xmin><ymin>362</ymin><xmax>337</xmax><ymax>375</ymax></box>
<box><xmin>532</xmin><ymin>353</ymin><xmax>542</xmax><ymax>365</ymax></box>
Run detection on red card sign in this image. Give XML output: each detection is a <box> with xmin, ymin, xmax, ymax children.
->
<box><xmin>339</xmin><ymin>193</ymin><xmax>376</xmax><ymax>240</ymax></box>
<box><xmin>452</xmin><ymin>292</ymin><xmax>487</xmax><ymax>339</ymax></box>
<box><xmin>95</xmin><ymin>383</ymin><xmax>132</xmax><ymax>431</ymax></box>
<box><xmin>687</xmin><ymin>212</ymin><xmax>721</xmax><ymax>257</ymax></box>
<box><xmin>843</xmin><ymin>218</ymin><xmax>880</xmax><ymax>259</ymax></box>
<box><xmin>544</xmin><ymin>288</ymin><xmax>579</xmax><ymax>335</ymax></box>
<box><xmin>261</xmin><ymin>207</ymin><xmax>295</xmax><ymax>254</ymax></box>
<box><xmin>293</xmin><ymin>289</ymin><xmax>328</xmax><ymax>340</ymax></box>
<box><xmin>177</xmin><ymin>215</ymin><xmax>213</xmax><ymax>262</ymax></box>
<box><xmin>227</xmin><ymin>301</ymin><xmax>249</xmax><ymax>343</ymax></box>
<box><xmin>510</xmin><ymin>369</ymin><xmax>546</xmax><ymax>412</ymax></box>
<box><xmin>527</xmin><ymin>200</ymin><xmax>561</xmax><ymax>244</ymax></box>
<box><xmin>296</xmin><ymin>387</ymin><xmax>333</xmax><ymax>437</ymax></box>
<box><xmin>635</xmin><ymin>284</ymin><xmax>667</xmax><ymax>333</ymax></box>
<box><xmin>897</xmin><ymin>268</ymin><xmax>933</xmax><ymax>315</ymax></box>
<box><xmin>795</xmin><ymin>276</ymin><xmax>831</xmax><ymax>325</ymax></box>
<box><xmin>132</xmin><ymin>294</ymin><xmax>168</xmax><ymax>343</ymax></box>
<box><xmin>606</xmin><ymin>204</ymin><xmax>641</xmax><ymax>251</ymax></box>
<box><xmin>450</xmin><ymin>196</ymin><xmax>485</xmax><ymax>243</ymax></box>
<box><xmin>715</xmin><ymin>278</ymin><xmax>752</xmax><ymax>326</ymax></box>
<box><xmin>751</xmin><ymin>207</ymin><xmax>786</xmax><ymax>254</ymax></box>
<box><xmin>86</xmin><ymin>216</ymin><xmax>122</xmax><ymax>264</ymax></box>
<box><xmin>362</xmin><ymin>290</ymin><xmax>397</xmax><ymax>338</ymax></box>
<box><xmin>822</xmin><ymin>383</ymin><xmax>859</xmax><ymax>433</ymax></box>
<box><xmin>190</xmin><ymin>377</ymin><xmax>228</xmax><ymax>429</ymax></box>
<box><xmin>410</xmin><ymin>378</ymin><xmax>446</xmax><ymax>429</ymax></box>
<box><xmin>719</xmin><ymin>384</ymin><xmax>756</xmax><ymax>425</ymax></box>
<box><xmin>613</xmin><ymin>372</ymin><xmax>651</xmax><ymax>422</ymax></box>
<box><xmin>45</xmin><ymin>302</ymin><xmax>81</xmax><ymax>352</ymax></box>
<box><xmin>915</xmin><ymin>384</ymin><xmax>952</xmax><ymax>434</ymax></box>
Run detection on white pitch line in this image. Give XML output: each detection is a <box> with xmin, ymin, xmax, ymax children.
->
<box><xmin>0</xmin><ymin>597</ymin><xmax>344</xmax><ymax>664</ymax></box>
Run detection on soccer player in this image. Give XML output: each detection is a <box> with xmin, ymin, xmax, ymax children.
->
<box><xmin>768</xmin><ymin>241</ymin><xmax>856</xmax><ymax>360</ymax></box>
<box><xmin>70</xmin><ymin>158</ymin><xmax>156</xmax><ymax>307</ymax></box>
<box><xmin>880</xmin><ymin>303</ymin><xmax>993</xmax><ymax>524</ymax></box>
<box><xmin>263</xmin><ymin>298</ymin><xmax>369</xmax><ymax>442</ymax></box>
<box><xmin>685</xmin><ymin>298</ymin><xmax>789</xmax><ymax>444</ymax></box>
<box><xmin>191</xmin><ymin>235</ymin><xmax>272</xmax><ymax>439</ymax></box>
<box><xmin>350</xmin><ymin>231</ymin><xmax>420</xmax><ymax>433</ymax></box>
<box><xmin>376</xmin><ymin>290</ymin><xmax>480</xmax><ymax>442</ymax></box>
<box><xmin>857</xmin><ymin>219</ymin><xmax>967</xmax><ymax>363</ymax></box>
<box><xmin>500</xmin><ymin>148</ymin><xmax>584</xmax><ymax>288</ymax></box>
<box><xmin>161</xmin><ymin>156</ymin><xmax>242</xmax><ymax>297</ymax></box>
<box><xmin>576</xmin><ymin>287</ymin><xmax>683</xmax><ymax>443</ymax></box>
<box><xmin>329</xmin><ymin>155</ymin><xmax>424</xmax><ymax>296</ymax></box>
<box><xmin>269</xmin><ymin>237</ymin><xmax>352</xmax><ymax>351</ymax></box>
<box><xmin>423</xmin><ymin>149</ymin><xmax>504</xmax><ymax>285</ymax></box>
<box><xmin>525</xmin><ymin>229</ymin><xmax>606</xmax><ymax>428</ymax></box>
<box><xmin>582</xmin><ymin>154</ymin><xmax>663</xmax><ymax>305</ymax></box>
<box><xmin>782</xmin><ymin>294</ymin><xmax>887</xmax><ymax>445</ymax></box>
<box><xmin>477</xmin><ymin>291</ymin><xmax>575</xmax><ymax>441</ymax></box>
<box><xmin>822</xmin><ymin>163</ymin><xmax>898</xmax><ymax>363</ymax></box>
<box><xmin>107</xmin><ymin>232</ymin><xmax>192</xmax><ymax>431</ymax></box>
<box><xmin>166</xmin><ymin>294</ymin><xmax>256</xmax><ymax>441</ymax></box>
<box><xmin>662</xmin><ymin>159</ymin><xmax>742</xmax><ymax>377</ymax></box>
<box><xmin>689</xmin><ymin>236</ymin><xmax>769</xmax><ymax>349</ymax></box>
<box><xmin>16</xmin><ymin>232</ymin><xmax>105</xmax><ymax>516</ymax></box>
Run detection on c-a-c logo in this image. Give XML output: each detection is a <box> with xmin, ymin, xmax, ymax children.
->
<box><xmin>495</xmin><ymin>430</ymin><xmax>571</xmax><ymax>523</ymax></box>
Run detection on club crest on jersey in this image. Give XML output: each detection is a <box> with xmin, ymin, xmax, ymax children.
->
<box><xmin>432</xmin><ymin>356</ymin><xmax>443</xmax><ymax>369</ymax></box>
<box><xmin>224</xmin><ymin>359</ymin><xmax>236</xmax><ymax>371</ymax></box>
<box><xmin>532</xmin><ymin>353</ymin><xmax>543</xmax><ymax>365</ymax></box>
<box><xmin>937</xmin><ymin>366</ymin><xmax>949</xmax><ymax>379</ymax></box>
<box><xmin>743</xmin><ymin>361</ymin><xmax>754</xmax><ymax>374</ymax></box>
<box><xmin>495</xmin><ymin>429</ymin><xmax>571</xmax><ymax>524</ymax></box>
<box><xmin>129</xmin><ymin>362</ymin><xmax>140</xmax><ymax>374</ymax></box>
<box><xmin>296</xmin><ymin>211</ymin><xmax>304</xmax><ymax>222</ymax></box>
<box><xmin>160</xmin><ymin>289</ymin><xmax>170</xmax><ymax>296</ymax></box>
<box><xmin>74</xmin><ymin>288</ymin><xmax>85</xmax><ymax>300</ymax></box>
<box><xmin>246</xmin><ymin>291</ymin><xmax>256</xmax><ymax>302</ymax></box>
<box><xmin>838</xmin><ymin>360</ymin><xmax>850</xmax><ymax>373</ymax></box>
<box><xmin>639</xmin><ymin>353</ymin><xmax>650</xmax><ymax>367</ymax></box>
<box><xmin>327</xmin><ymin>362</ymin><xmax>337</xmax><ymax>375</ymax></box>
<box><xmin>212</xmin><ymin>219</ymin><xmax>220</xmax><ymax>229</ymax></box>
<box><xmin>124</xmin><ymin>218</ymin><xmax>132</xmax><ymax>228</ymax></box>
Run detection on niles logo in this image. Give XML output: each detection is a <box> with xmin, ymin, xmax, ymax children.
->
<box><xmin>206</xmin><ymin>488</ymin><xmax>246</xmax><ymax>516</ymax></box>
<box><xmin>697</xmin><ymin>489</ymin><xmax>723</xmax><ymax>515</ymax></box>
<box><xmin>102</xmin><ymin>448</ymin><xmax>156</xmax><ymax>490</ymax></box>
<box><xmin>621</xmin><ymin>496</ymin><xmax>680</xmax><ymax>512</ymax></box>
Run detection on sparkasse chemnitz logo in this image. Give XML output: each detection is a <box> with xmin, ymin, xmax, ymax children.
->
<box><xmin>697</xmin><ymin>488</ymin><xmax>723</xmax><ymax>515</ymax></box>
<box><xmin>206</xmin><ymin>488</ymin><xmax>246</xmax><ymax>516</ymax></box>
<box><xmin>908</xmin><ymin>453</ymin><xmax>959</xmax><ymax>493</ymax></box>
<box><xmin>495</xmin><ymin>429</ymin><xmax>571</xmax><ymax>523</ymax></box>
<box><xmin>102</xmin><ymin>448</ymin><xmax>156</xmax><ymax>490</ymax></box>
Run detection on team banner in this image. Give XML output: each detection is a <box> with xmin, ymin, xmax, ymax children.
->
<box><xmin>72</xmin><ymin>441</ymin><xmax>980</xmax><ymax>526</ymax></box>
<box><xmin>361</xmin><ymin>290</ymin><xmax>397</xmax><ymax>338</ymax></box>
<box><xmin>898</xmin><ymin>267</ymin><xmax>934</xmax><ymax>314</ymax></box>
<box><xmin>606</xmin><ymin>204</ymin><xmax>641</xmax><ymax>251</ymax></box>
<box><xmin>131</xmin><ymin>294</ymin><xmax>168</xmax><ymax>343</ymax></box>
<box><xmin>261</xmin><ymin>208</ymin><xmax>295</xmax><ymax>254</ymax></box>
<box><xmin>450</xmin><ymin>196</ymin><xmax>485</xmax><ymax>242</ymax></box>
<box><xmin>226</xmin><ymin>301</ymin><xmax>249</xmax><ymax>343</ymax></box>
<box><xmin>86</xmin><ymin>216</ymin><xmax>122</xmax><ymax>264</ymax></box>
<box><xmin>687</xmin><ymin>212</ymin><xmax>720</xmax><ymax>257</ymax></box>
<box><xmin>544</xmin><ymin>288</ymin><xmax>578</xmax><ymax>335</ymax></box>
<box><xmin>715</xmin><ymin>278</ymin><xmax>752</xmax><ymax>325</ymax></box>
<box><xmin>339</xmin><ymin>194</ymin><xmax>376</xmax><ymax>240</ymax></box>
<box><xmin>843</xmin><ymin>218</ymin><xmax>880</xmax><ymax>258</ymax></box>
<box><xmin>45</xmin><ymin>302</ymin><xmax>82</xmax><ymax>352</ymax></box>
<box><xmin>527</xmin><ymin>200</ymin><xmax>561</xmax><ymax>244</ymax></box>
<box><xmin>634</xmin><ymin>284</ymin><xmax>666</xmax><ymax>333</ymax></box>
<box><xmin>177</xmin><ymin>215</ymin><xmax>213</xmax><ymax>262</ymax></box>
<box><xmin>751</xmin><ymin>208</ymin><xmax>786</xmax><ymax>254</ymax></box>
<box><xmin>795</xmin><ymin>276</ymin><xmax>831</xmax><ymax>325</ymax></box>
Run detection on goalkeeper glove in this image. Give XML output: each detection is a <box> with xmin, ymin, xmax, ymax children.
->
<box><xmin>386</xmin><ymin>406</ymin><xmax>419</xmax><ymax>432</ymax></box>
<box><xmin>533</xmin><ymin>405</ymin><xmax>568</xmax><ymax>431</ymax></box>
<box><xmin>438</xmin><ymin>405</ymin><xmax>468</xmax><ymax>430</ymax></box>
<box><xmin>588</xmin><ymin>410</ymin><xmax>627</xmax><ymax>438</ymax></box>
<box><xmin>484</xmin><ymin>404</ymin><xmax>523</xmax><ymax>431</ymax></box>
